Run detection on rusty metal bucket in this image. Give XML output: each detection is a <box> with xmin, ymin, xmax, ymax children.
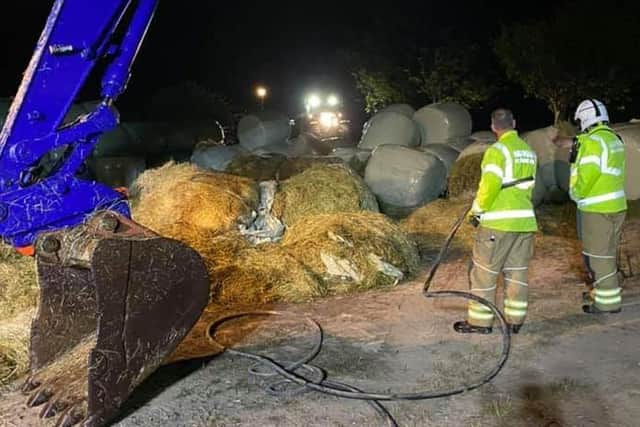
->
<box><xmin>7</xmin><ymin>211</ymin><xmax>209</xmax><ymax>426</ymax></box>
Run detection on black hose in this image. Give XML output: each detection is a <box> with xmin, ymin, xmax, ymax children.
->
<box><xmin>207</xmin><ymin>204</ymin><xmax>511</xmax><ymax>425</ymax></box>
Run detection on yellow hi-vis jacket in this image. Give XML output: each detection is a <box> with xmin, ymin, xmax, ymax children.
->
<box><xmin>471</xmin><ymin>130</ymin><xmax>538</xmax><ymax>232</ymax></box>
<box><xmin>570</xmin><ymin>124</ymin><xmax>627</xmax><ymax>213</ymax></box>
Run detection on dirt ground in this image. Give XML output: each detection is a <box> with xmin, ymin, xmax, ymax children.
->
<box><xmin>2</xmin><ymin>216</ymin><xmax>639</xmax><ymax>427</ymax></box>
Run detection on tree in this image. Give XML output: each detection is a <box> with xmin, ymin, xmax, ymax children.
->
<box><xmin>495</xmin><ymin>2</ymin><xmax>640</xmax><ymax>124</ymax></box>
<box><xmin>407</xmin><ymin>44</ymin><xmax>498</xmax><ymax>109</ymax></box>
<box><xmin>351</xmin><ymin>68</ymin><xmax>408</xmax><ymax>114</ymax></box>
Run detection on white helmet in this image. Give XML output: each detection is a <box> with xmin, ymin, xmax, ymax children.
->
<box><xmin>574</xmin><ymin>99</ymin><xmax>609</xmax><ymax>131</ymax></box>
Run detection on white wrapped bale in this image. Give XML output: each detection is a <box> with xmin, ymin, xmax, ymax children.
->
<box><xmin>413</xmin><ymin>102</ymin><xmax>472</xmax><ymax>146</ymax></box>
<box><xmin>612</xmin><ymin>122</ymin><xmax>640</xmax><ymax>200</ymax></box>
<box><xmin>458</xmin><ymin>141</ymin><xmax>491</xmax><ymax>160</ymax></box>
<box><xmin>422</xmin><ymin>143</ymin><xmax>460</xmax><ymax>173</ymax></box>
<box><xmin>364</xmin><ymin>145</ymin><xmax>447</xmax><ymax>216</ymax></box>
<box><xmin>522</xmin><ymin>126</ymin><xmax>569</xmax><ymax>202</ymax></box>
<box><xmin>191</xmin><ymin>143</ymin><xmax>246</xmax><ymax>171</ymax></box>
<box><xmin>237</xmin><ymin>112</ymin><xmax>291</xmax><ymax>152</ymax></box>
<box><xmin>358</xmin><ymin>111</ymin><xmax>421</xmax><ymax>150</ymax></box>
<box><xmin>470</xmin><ymin>131</ymin><xmax>496</xmax><ymax>144</ymax></box>
<box><xmin>379</xmin><ymin>103</ymin><xmax>415</xmax><ymax>118</ymax></box>
<box><xmin>330</xmin><ymin>147</ymin><xmax>372</xmax><ymax>175</ymax></box>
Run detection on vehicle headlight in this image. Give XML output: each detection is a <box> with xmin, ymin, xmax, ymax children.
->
<box><xmin>327</xmin><ymin>94</ymin><xmax>339</xmax><ymax>106</ymax></box>
<box><xmin>319</xmin><ymin>111</ymin><xmax>338</xmax><ymax>128</ymax></box>
<box><xmin>306</xmin><ymin>94</ymin><xmax>321</xmax><ymax>109</ymax></box>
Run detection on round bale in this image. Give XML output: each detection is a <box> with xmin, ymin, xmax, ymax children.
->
<box><xmin>237</xmin><ymin>112</ymin><xmax>291</xmax><ymax>152</ymax></box>
<box><xmin>612</xmin><ymin>122</ymin><xmax>640</xmax><ymax>200</ymax></box>
<box><xmin>378</xmin><ymin>103</ymin><xmax>415</xmax><ymax>118</ymax></box>
<box><xmin>358</xmin><ymin>111</ymin><xmax>421</xmax><ymax>150</ymax></box>
<box><xmin>364</xmin><ymin>145</ymin><xmax>447</xmax><ymax>216</ymax></box>
<box><xmin>422</xmin><ymin>143</ymin><xmax>460</xmax><ymax>174</ymax></box>
<box><xmin>413</xmin><ymin>102</ymin><xmax>472</xmax><ymax>146</ymax></box>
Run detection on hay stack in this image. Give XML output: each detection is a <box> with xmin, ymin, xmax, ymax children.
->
<box><xmin>0</xmin><ymin>245</ymin><xmax>38</xmax><ymax>386</ymax></box>
<box><xmin>273</xmin><ymin>164</ymin><xmax>379</xmax><ymax>227</ymax></box>
<box><xmin>447</xmin><ymin>152</ymin><xmax>484</xmax><ymax>198</ymax></box>
<box><xmin>283</xmin><ymin>212</ymin><xmax>420</xmax><ymax>293</ymax></box>
<box><xmin>400</xmin><ymin>196</ymin><xmax>476</xmax><ymax>259</ymax></box>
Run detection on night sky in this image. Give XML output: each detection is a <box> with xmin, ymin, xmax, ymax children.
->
<box><xmin>0</xmin><ymin>1</ymin><xmax>633</xmax><ymax>131</ymax></box>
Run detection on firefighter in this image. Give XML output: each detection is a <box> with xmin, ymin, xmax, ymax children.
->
<box><xmin>570</xmin><ymin>99</ymin><xmax>626</xmax><ymax>314</ymax></box>
<box><xmin>454</xmin><ymin>108</ymin><xmax>538</xmax><ymax>334</ymax></box>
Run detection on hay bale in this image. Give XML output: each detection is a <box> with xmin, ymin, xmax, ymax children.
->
<box><xmin>422</xmin><ymin>143</ymin><xmax>460</xmax><ymax>174</ymax></box>
<box><xmin>282</xmin><ymin>212</ymin><xmax>420</xmax><ymax>293</ymax></box>
<box><xmin>447</xmin><ymin>152</ymin><xmax>483</xmax><ymax>199</ymax></box>
<box><xmin>470</xmin><ymin>131</ymin><xmax>496</xmax><ymax>144</ymax></box>
<box><xmin>191</xmin><ymin>143</ymin><xmax>247</xmax><ymax>171</ymax></box>
<box><xmin>400</xmin><ymin>196</ymin><xmax>475</xmax><ymax>259</ymax></box>
<box><xmin>413</xmin><ymin>102</ymin><xmax>472</xmax><ymax>146</ymax></box>
<box><xmin>378</xmin><ymin>103</ymin><xmax>415</xmax><ymax>118</ymax></box>
<box><xmin>225</xmin><ymin>153</ymin><xmax>286</xmax><ymax>181</ymax></box>
<box><xmin>330</xmin><ymin>147</ymin><xmax>372</xmax><ymax>176</ymax></box>
<box><xmin>273</xmin><ymin>164</ymin><xmax>379</xmax><ymax>227</ymax></box>
<box><xmin>131</xmin><ymin>161</ymin><xmax>259</xmax><ymax>238</ymax></box>
<box><xmin>0</xmin><ymin>245</ymin><xmax>38</xmax><ymax>387</ymax></box>
<box><xmin>358</xmin><ymin>111</ymin><xmax>421</xmax><ymax>150</ymax></box>
<box><xmin>237</xmin><ymin>112</ymin><xmax>291</xmax><ymax>152</ymax></box>
<box><xmin>364</xmin><ymin>145</ymin><xmax>447</xmax><ymax>217</ymax></box>
<box><xmin>0</xmin><ymin>310</ymin><xmax>33</xmax><ymax>387</ymax></box>
<box><xmin>611</xmin><ymin>122</ymin><xmax>640</xmax><ymax>200</ymax></box>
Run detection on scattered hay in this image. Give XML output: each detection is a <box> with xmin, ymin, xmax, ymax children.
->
<box><xmin>0</xmin><ymin>310</ymin><xmax>33</xmax><ymax>387</ymax></box>
<box><xmin>273</xmin><ymin>164</ymin><xmax>379</xmax><ymax>227</ymax></box>
<box><xmin>282</xmin><ymin>212</ymin><xmax>420</xmax><ymax>294</ymax></box>
<box><xmin>447</xmin><ymin>152</ymin><xmax>483</xmax><ymax>198</ymax></box>
<box><xmin>131</xmin><ymin>161</ymin><xmax>259</xmax><ymax>238</ymax></box>
<box><xmin>400</xmin><ymin>196</ymin><xmax>475</xmax><ymax>260</ymax></box>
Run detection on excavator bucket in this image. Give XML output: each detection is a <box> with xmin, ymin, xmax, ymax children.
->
<box><xmin>3</xmin><ymin>211</ymin><xmax>209</xmax><ymax>427</ymax></box>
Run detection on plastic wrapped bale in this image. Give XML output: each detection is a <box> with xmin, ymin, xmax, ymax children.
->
<box><xmin>358</xmin><ymin>111</ymin><xmax>421</xmax><ymax>150</ymax></box>
<box><xmin>413</xmin><ymin>102</ymin><xmax>472</xmax><ymax>146</ymax></box>
<box><xmin>92</xmin><ymin>125</ymin><xmax>133</xmax><ymax>157</ymax></box>
<box><xmin>273</xmin><ymin>164</ymin><xmax>379</xmax><ymax>227</ymax></box>
<box><xmin>237</xmin><ymin>111</ymin><xmax>291</xmax><ymax>152</ymax></box>
<box><xmin>612</xmin><ymin>122</ymin><xmax>640</xmax><ymax>200</ymax></box>
<box><xmin>522</xmin><ymin>126</ymin><xmax>568</xmax><ymax>203</ymax></box>
<box><xmin>470</xmin><ymin>130</ymin><xmax>497</xmax><ymax>144</ymax></box>
<box><xmin>131</xmin><ymin>161</ymin><xmax>259</xmax><ymax>238</ymax></box>
<box><xmin>422</xmin><ymin>143</ymin><xmax>460</xmax><ymax>174</ymax></box>
<box><xmin>0</xmin><ymin>244</ymin><xmax>38</xmax><ymax>386</ymax></box>
<box><xmin>191</xmin><ymin>142</ymin><xmax>247</xmax><ymax>171</ymax></box>
<box><xmin>89</xmin><ymin>156</ymin><xmax>146</xmax><ymax>188</ymax></box>
<box><xmin>330</xmin><ymin>147</ymin><xmax>372</xmax><ymax>175</ymax></box>
<box><xmin>457</xmin><ymin>141</ymin><xmax>491</xmax><ymax>160</ymax></box>
<box><xmin>282</xmin><ymin>212</ymin><xmax>420</xmax><ymax>294</ymax></box>
<box><xmin>225</xmin><ymin>153</ymin><xmax>287</xmax><ymax>181</ymax></box>
<box><xmin>364</xmin><ymin>145</ymin><xmax>447</xmax><ymax>217</ymax></box>
<box><xmin>378</xmin><ymin>103</ymin><xmax>415</xmax><ymax>118</ymax></box>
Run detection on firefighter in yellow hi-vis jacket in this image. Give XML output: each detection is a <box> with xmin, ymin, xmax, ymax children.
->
<box><xmin>454</xmin><ymin>108</ymin><xmax>537</xmax><ymax>335</ymax></box>
<box><xmin>570</xmin><ymin>99</ymin><xmax>626</xmax><ymax>314</ymax></box>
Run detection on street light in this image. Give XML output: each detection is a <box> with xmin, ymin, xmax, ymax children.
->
<box><xmin>256</xmin><ymin>86</ymin><xmax>267</xmax><ymax>110</ymax></box>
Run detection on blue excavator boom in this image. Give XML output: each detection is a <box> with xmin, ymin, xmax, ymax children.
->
<box><xmin>0</xmin><ymin>2</ymin><xmax>209</xmax><ymax>426</ymax></box>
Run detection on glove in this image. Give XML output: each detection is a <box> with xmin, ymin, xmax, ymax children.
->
<box><xmin>467</xmin><ymin>210</ymin><xmax>481</xmax><ymax>228</ymax></box>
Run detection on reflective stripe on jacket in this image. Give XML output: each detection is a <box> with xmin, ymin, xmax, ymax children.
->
<box><xmin>570</xmin><ymin>124</ymin><xmax>626</xmax><ymax>213</ymax></box>
<box><xmin>472</xmin><ymin>130</ymin><xmax>538</xmax><ymax>232</ymax></box>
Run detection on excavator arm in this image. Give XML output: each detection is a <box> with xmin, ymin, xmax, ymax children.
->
<box><xmin>0</xmin><ymin>2</ymin><xmax>209</xmax><ymax>426</ymax></box>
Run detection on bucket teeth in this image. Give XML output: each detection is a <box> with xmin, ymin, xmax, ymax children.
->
<box><xmin>27</xmin><ymin>387</ymin><xmax>52</xmax><ymax>407</ymax></box>
<box><xmin>55</xmin><ymin>407</ymin><xmax>84</xmax><ymax>427</ymax></box>
<box><xmin>40</xmin><ymin>398</ymin><xmax>68</xmax><ymax>418</ymax></box>
<box><xmin>21</xmin><ymin>376</ymin><xmax>41</xmax><ymax>393</ymax></box>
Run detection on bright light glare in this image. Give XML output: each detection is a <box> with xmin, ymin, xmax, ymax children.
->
<box><xmin>307</xmin><ymin>94</ymin><xmax>321</xmax><ymax>108</ymax></box>
<box><xmin>319</xmin><ymin>111</ymin><xmax>338</xmax><ymax>128</ymax></box>
<box><xmin>327</xmin><ymin>95</ymin><xmax>339</xmax><ymax>106</ymax></box>
<box><xmin>256</xmin><ymin>86</ymin><xmax>267</xmax><ymax>98</ymax></box>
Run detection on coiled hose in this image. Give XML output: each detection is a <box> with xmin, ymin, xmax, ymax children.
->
<box><xmin>207</xmin><ymin>205</ymin><xmax>511</xmax><ymax>426</ymax></box>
